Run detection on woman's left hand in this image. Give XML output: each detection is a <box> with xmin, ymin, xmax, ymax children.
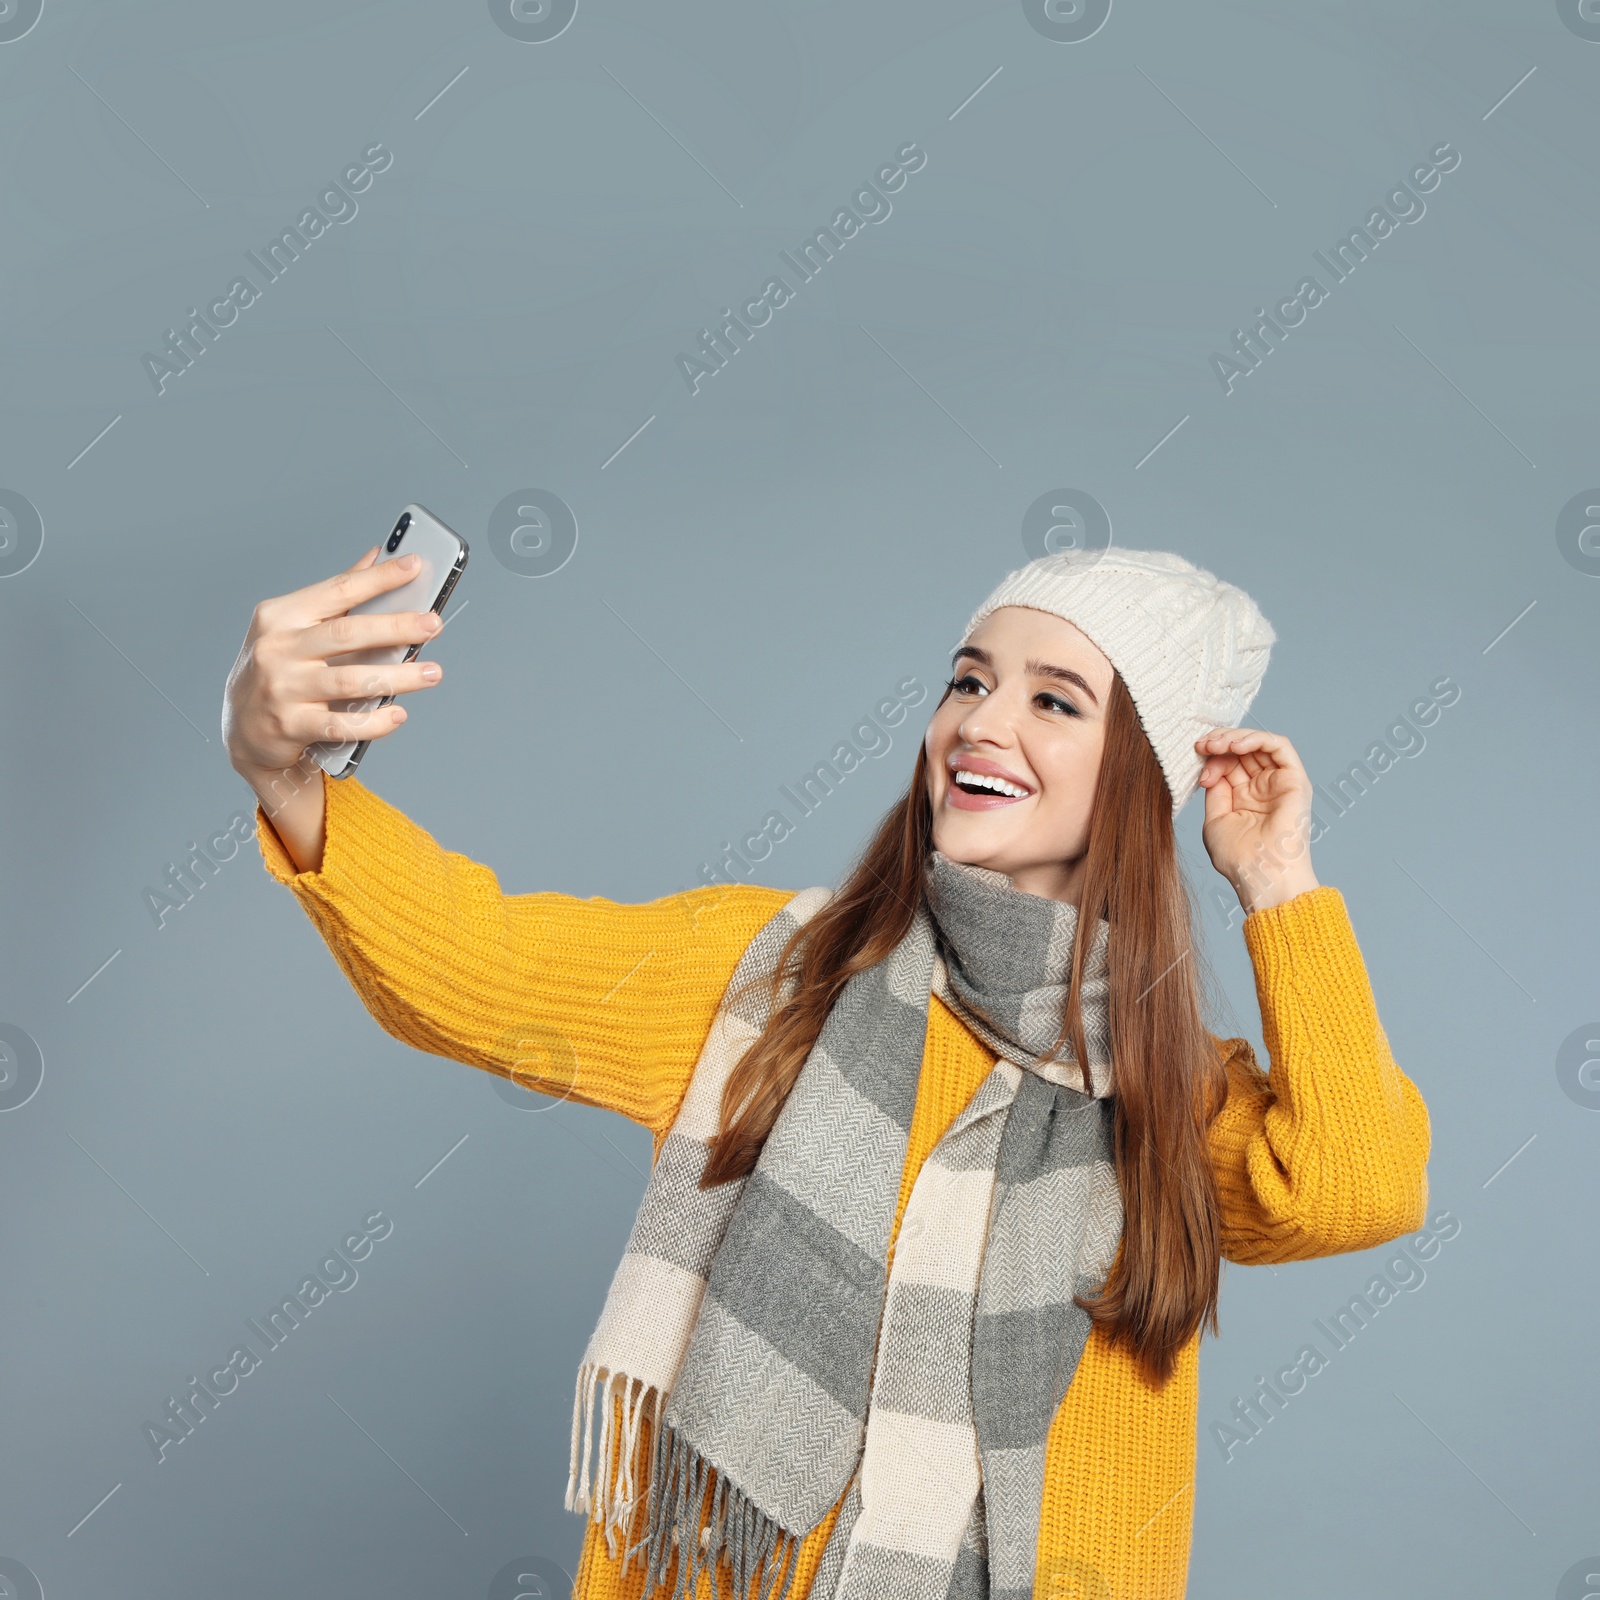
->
<box><xmin>1195</xmin><ymin>727</ymin><xmax>1320</xmax><ymax>915</ymax></box>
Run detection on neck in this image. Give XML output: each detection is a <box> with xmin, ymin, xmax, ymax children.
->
<box><xmin>1000</xmin><ymin>857</ymin><xmax>1084</xmax><ymax>906</ymax></box>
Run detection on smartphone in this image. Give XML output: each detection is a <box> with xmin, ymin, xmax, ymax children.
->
<box><xmin>309</xmin><ymin>504</ymin><xmax>469</xmax><ymax>780</ymax></box>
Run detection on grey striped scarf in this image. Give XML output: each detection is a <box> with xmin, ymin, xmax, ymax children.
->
<box><xmin>566</xmin><ymin>850</ymin><xmax>1122</xmax><ymax>1600</ymax></box>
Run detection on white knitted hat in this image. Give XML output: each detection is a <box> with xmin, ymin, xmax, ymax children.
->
<box><xmin>958</xmin><ymin>548</ymin><xmax>1277</xmax><ymax>815</ymax></box>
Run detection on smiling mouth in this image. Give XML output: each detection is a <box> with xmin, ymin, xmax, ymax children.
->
<box><xmin>952</xmin><ymin>770</ymin><xmax>1029</xmax><ymax>798</ymax></box>
<box><xmin>946</xmin><ymin>765</ymin><xmax>1034</xmax><ymax>810</ymax></box>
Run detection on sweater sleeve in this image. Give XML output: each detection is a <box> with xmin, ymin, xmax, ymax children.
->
<box><xmin>252</xmin><ymin>771</ymin><xmax>795</xmax><ymax>1136</ymax></box>
<box><xmin>1208</xmin><ymin>884</ymin><xmax>1431</xmax><ymax>1264</ymax></box>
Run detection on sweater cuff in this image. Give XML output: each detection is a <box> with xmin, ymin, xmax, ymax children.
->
<box><xmin>254</xmin><ymin>769</ymin><xmax>381</xmax><ymax>890</ymax></box>
<box><xmin>1240</xmin><ymin>884</ymin><xmax>1362</xmax><ymax>998</ymax></box>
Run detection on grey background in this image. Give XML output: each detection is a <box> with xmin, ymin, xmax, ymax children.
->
<box><xmin>2</xmin><ymin>1</ymin><xmax>1597</xmax><ymax>1595</ymax></box>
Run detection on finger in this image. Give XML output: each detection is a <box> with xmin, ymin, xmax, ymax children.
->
<box><xmin>292</xmin><ymin>701</ymin><xmax>411</xmax><ymax>748</ymax></box>
<box><xmin>1206</xmin><ymin>745</ymin><xmax>1303</xmax><ymax>799</ymax></box>
<box><xmin>1236</xmin><ymin>735</ymin><xmax>1306</xmax><ymax>783</ymax></box>
<box><xmin>1197</xmin><ymin>729</ymin><xmax>1304</xmax><ymax>774</ymax></box>
<box><xmin>1199</xmin><ymin>727</ymin><xmax>1296</xmax><ymax>755</ymax></box>
<box><xmin>1199</xmin><ymin>744</ymin><xmax>1263</xmax><ymax>788</ymax></box>
<box><xmin>287</xmin><ymin>550</ymin><xmax>426</xmax><ymax>624</ymax></box>
<box><xmin>347</xmin><ymin>544</ymin><xmax>380</xmax><ymax>572</ymax></box>
<box><xmin>1198</xmin><ymin>735</ymin><xmax>1253</xmax><ymax>779</ymax></box>
<box><xmin>1196</xmin><ymin>727</ymin><xmax>1266</xmax><ymax>751</ymax></box>
<box><xmin>304</xmin><ymin>607</ymin><xmax>442</xmax><ymax>661</ymax></box>
<box><xmin>312</xmin><ymin>658</ymin><xmax>443</xmax><ymax>702</ymax></box>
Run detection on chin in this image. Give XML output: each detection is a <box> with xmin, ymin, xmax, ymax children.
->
<box><xmin>931</xmin><ymin>819</ymin><xmax>1007</xmax><ymax>868</ymax></box>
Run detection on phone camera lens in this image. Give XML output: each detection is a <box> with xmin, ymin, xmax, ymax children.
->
<box><xmin>386</xmin><ymin>512</ymin><xmax>411</xmax><ymax>553</ymax></box>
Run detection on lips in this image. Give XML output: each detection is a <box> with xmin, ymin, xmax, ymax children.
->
<box><xmin>945</xmin><ymin>754</ymin><xmax>1034</xmax><ymax>811</ymax></box>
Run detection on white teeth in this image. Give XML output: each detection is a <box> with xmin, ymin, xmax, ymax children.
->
<box><xmin>953</xmin><ymin>768</ymin><xmax>1028</xmax><ymax>798</ymax></box>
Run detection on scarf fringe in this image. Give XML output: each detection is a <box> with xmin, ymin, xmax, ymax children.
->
<box><xmin>566</xmin><ymin>1362</ymin><xmax>660</xmax><ymax>1570</ymax></box>
<box><xmin>637</xmin><ymin>1416</ymin><xmax>801</xmax><ymax>1600</ymax></box>
<box><xmin>566</xmin><ymin>1361</ymin><xmax>801</xmax><ymax>1600</ymax></box>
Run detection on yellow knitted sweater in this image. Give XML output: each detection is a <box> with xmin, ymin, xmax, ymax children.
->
<box><xmin>255</xmin><ymin>774</ymin><xmax>1430</xmax><ymax>1600</ymax></box>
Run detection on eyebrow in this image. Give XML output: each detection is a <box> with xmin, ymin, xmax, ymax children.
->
<box><xmin>950</xmin><ymin>644</ymin><xmax>1101</xmax><ymax>708</ymax></box>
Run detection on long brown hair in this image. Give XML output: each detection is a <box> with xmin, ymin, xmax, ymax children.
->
<box><xmin>700</xmin><ymin>669</ymin><xmax>1231</xmax><ymax>1386</ymax></box>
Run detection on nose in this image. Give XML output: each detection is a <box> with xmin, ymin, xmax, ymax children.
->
<box><xmin>956</xmin><ymin>686</ymin><xmax>1019</xmax><ymax>749</ymax></box>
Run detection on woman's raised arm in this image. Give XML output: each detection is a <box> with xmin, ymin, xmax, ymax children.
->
<box><xmin>1208</xmin><ymin>885</ymin><xmax>1432</xmax><ymax>1264</ymax></box>
<box><xmin>252</xmin><ymin>773</ymin><xmax>791</xmax><ymax>1133</ymax></box>
<box><xmin>225</xmin><ymin>545</ymin><xmax>790</xmax><ymax>1132</ymax></box>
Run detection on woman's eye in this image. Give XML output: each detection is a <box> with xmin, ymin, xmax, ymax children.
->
<box><xmin>1039</xmin><ymin>693</ymin><xmax>1082</xmax><ymax>717</ymax></box>
<box><xmin>948</xmin><ymin>674</ymin><xmax>985</xmax><ymax>695</ymax></box>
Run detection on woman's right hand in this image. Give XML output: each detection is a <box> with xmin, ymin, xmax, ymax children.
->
<box><xmin>222</xmin><ymin>545</ymin><xmax>445</xmax><ymax>871</ymax></box>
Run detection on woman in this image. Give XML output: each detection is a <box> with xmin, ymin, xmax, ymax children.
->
<box><xmin>223</xmin><ymin>544</ymin><xmax>1431</xmax><ymax>1600</ymax></box>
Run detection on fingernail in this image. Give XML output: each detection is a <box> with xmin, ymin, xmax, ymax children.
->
<box><xmin>421</xmin><ymin>662</ymin><xmax>441</xmax><ymax>681</ymax></box>
<box><xmin>401</xmin><ymin>553</ymin><xmax>420</xmax><ymax>568</ymax></box>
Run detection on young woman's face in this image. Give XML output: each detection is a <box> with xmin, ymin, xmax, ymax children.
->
<box><xmin>924</xmin><ymin>604</ymin><xmax>1116</xmax><ymax>905</ymax></box>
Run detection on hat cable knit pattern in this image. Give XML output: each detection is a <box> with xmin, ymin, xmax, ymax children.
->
<box><xmin>959</xmin><ymin>548</ymin><xmax>1278</xmax><ymax>815</ymax></box>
